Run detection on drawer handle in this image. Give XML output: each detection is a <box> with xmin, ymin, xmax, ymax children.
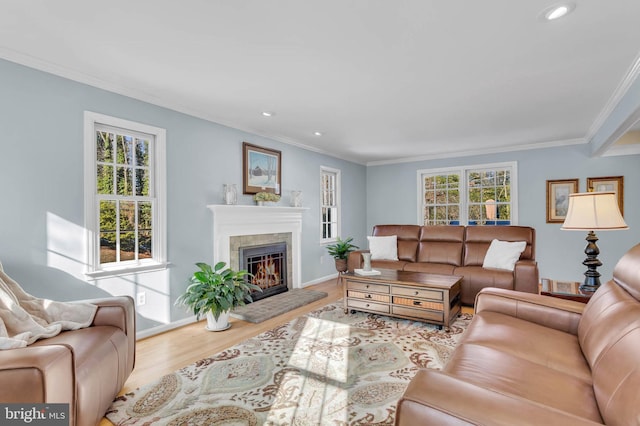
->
<box><xmin>413</xmin><ymin>301</ymin><xmax>422</xmax><ymax>306</ymax></box>
<box><xmin>414</xmin><ymin>291</ymin><xmax>419</xmax><ymax>296</ymax></box>
<box><xmin>365</xmin><ymin>294</ymin><xmax>372</xmax><ymax>299</ymax></box>
<box><xmin>366</xmin><ymin>285</ymin><xmax>370</xmax><ymax>288</ymax></box>
<box><xmin>366</xmin><ymin>303</ymin><xmax>370</xmax><ymax>307</ymax></box>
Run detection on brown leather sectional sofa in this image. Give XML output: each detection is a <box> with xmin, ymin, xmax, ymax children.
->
<box><xmin>348</xmin><ymin>224</ymin><xmax>539</xmax><ymax>305</ymax></box>
<box><xmin>0</xmin><ymin>296</ymin><xmax>135</xmax><ymax>426</ymax></box>
<box><xmin>396</xmin><ymin>243</ymin><xmax>640</xmax><ymax>425</ymax></box>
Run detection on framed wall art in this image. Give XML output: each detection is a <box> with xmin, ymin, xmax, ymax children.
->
<box><xmin>587</xmin><ymin>175</ymin><xmax>624</xmax><ymax>216</ymax></box>
<box><xmin>546</xmin><ymin>178</ymin><xmax>579</xmax><ymax>223</ymax></box>
<box><xmin>242</xmin><ymin>142</ymin><xmax>282</xmax><ymax>195</ymax></box>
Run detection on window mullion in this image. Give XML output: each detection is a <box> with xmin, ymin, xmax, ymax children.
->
<box><xmin>134</xmin><ymin>200</ymin><xmax>139</xmax><ymax>261</ymax></box>
<box><xmin>115</xmin><ymin>199</ymin><xmax>121</xmax><ymax>263</ymax></box>
<box><xmin>460</xmin><ymin>171</ymin><xmax>468</xmax><ymax>225</ymax></box>
<box><xmin>112</xmin><ymin>135</ymin><xmax>117</xmax><ymax>197</ymax></box>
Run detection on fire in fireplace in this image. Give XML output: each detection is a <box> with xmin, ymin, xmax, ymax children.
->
<box><xmin>240</xmin><ymin>242</ymin><xmax>288</xmax><ymax>301</ymax></box>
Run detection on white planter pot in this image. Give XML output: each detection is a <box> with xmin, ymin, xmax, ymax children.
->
<box><xmin>205</xmin><ymin>310</ymin><xmax>231</xmax><ymax>331</ymax></box>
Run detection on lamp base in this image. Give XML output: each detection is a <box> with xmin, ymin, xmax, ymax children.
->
<box><xmin>578</xmin><ymin>280</ymin><xmax>600</xmax><ymax>292</ymax></box>
<box><xmin>580</xmin><ymin>230</ymin><xmax>602</xmax><ymax>292</ymax></box>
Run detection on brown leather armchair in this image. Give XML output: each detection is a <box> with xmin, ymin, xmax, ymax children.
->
<box><xmin>396</xmin><ymin>243</ymin><xmax>640</xmax><ymax>425</ymax></box>
<box><xmin>0</xmin><ymin>296</ymin><xmax>135</xmax><ymax>426</ymax></box>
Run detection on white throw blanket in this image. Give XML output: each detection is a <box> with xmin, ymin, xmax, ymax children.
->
<box><xmin>0</xmin><ymin>261</ymin><xmax>97</xmax><ymax>350</ymax></box>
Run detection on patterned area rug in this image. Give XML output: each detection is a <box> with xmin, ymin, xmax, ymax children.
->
<box><xmin>106</xmin><ymin>301</ymin><xmax>472</xmax><ymax>425</ymax></box>
<box><xmin>230</xmin><ymin>289</ymin><xmax>328</xmax><ymax>323</ymax></box>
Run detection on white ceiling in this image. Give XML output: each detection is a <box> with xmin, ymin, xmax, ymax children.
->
<box><xmin>2</xmin><ymin>1</ymin><xmax>640</xmax><ymax>165</ymax></box>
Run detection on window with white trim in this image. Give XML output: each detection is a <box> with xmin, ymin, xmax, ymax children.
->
<box><xmin>320</xmin><ymin>166</ymin><xmax>341</xmax><ymax>242</ymax></box>
<box><xmin>418</xmin><ymin>162</ymin><xmax>517</xmax><ymax>226</ymax></box>
<box><xmin>84</xmin><ymin>112</ymin><xmax>166</xmax><ymax>275</ymax></box>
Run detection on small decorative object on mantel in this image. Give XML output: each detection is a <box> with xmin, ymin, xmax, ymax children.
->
<box><xmin>223</xmin><ymin>184</ymin><xmax>237</xmax><ymax>205</ymax></box>
<box><xmin>290</xmin><ymin>190</ymin><xmax>302</xmax><ymax>207</ymax></box>
<box><xmin>254</xmin><ymin>191</ymin><xmax>281</xmax><ymax>206</ymax></box>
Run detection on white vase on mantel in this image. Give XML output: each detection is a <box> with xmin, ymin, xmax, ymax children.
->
<box><xmin>205</xmin><ymin>310</ymin><xmax>231</xmax><ymax>331</ymax></box>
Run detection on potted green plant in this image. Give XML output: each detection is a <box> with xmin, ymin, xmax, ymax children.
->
<box><xmin>176</xmin><ymin>261</ymin><xmax>262</xmax><ymax>331</ymax></box>
<box><xmin>254</xmin><ymin>191</ymin><xmax>281</xmax><ymax>206</ymax></box>
<box><xmin>326</xmin><ymin>236</ymin><xmax>359</xmax><ymax>273</ymax></box>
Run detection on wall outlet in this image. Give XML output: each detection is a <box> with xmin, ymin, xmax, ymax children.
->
<box><xmin>136</xmin><ymin>292</ymin><xmax>146</xmax><ymax>306</ymax></box>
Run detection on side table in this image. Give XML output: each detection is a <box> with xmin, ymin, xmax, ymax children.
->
<box><xmin>540</xmin><ymin>278</ymin><xmax>594</xmax><ymax>303</ymax></box>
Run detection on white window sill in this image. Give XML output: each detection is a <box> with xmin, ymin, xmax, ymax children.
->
<box><xmin>320</xmin><ymin>239</ymin><xmax>338</xmax><ymax>246</ymax></box>
<box><xmin>85</xmin><ymin>262</ymin><xmax>170</xmax><ymax>279</ymax></box>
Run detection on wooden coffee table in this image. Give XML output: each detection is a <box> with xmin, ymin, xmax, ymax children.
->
<box><xmin>343</xmin><ymin>269</ymin><xmax>462</xmax><ymax>330</ymax></box>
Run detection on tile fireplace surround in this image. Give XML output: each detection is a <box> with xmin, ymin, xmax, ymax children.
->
<box><xmin>207</xmin><ymin>205</ymin><xmax>307</xmax><ymax>289</ymax></box>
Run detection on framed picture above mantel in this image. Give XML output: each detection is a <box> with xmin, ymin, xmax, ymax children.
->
<box><xmin>242</xmin><ymin>142</ymin><xmax>282</xmax><ymax>195</ymax></box>
<box><xmin>546</xmin><ymin>178</ymin><xmax>579</xmax><ymax>223</ymax></box>
<box><xmin>587</xmin><ymin>175</ymin><xmax>624</xmax><ymax>216</ymax></box>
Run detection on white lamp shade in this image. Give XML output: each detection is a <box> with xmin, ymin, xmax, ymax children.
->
<box><xmin>561</xmin><ymin>192</ymin><xmax>628</xmax><ymax>231</ymax></box>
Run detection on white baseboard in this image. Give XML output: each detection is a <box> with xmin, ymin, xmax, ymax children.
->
<box><xmin>301</xmin><ymin>273</ymin><xmax>338</xmax><ymax>287</ymax></box>
<box><xmin>136</xmin><ymin>315</ymin><xmax>198</xmax><ymax>340</ymax></box>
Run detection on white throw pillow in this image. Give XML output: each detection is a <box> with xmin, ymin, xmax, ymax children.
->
<box><xmin>482</xmin><ymin>239</ymin><xmax>527</xmax><ymax>271</ymax></box>
<box><xmin>367</xmin><ymin>235</ymin><xmax>399</xmax><ymax>261</ymax></box>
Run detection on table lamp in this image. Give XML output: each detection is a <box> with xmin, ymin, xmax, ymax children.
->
<box><xmin>561</xmin><ymin>191</ymin><xmax>628</xmax><ymax>291</ymax></box>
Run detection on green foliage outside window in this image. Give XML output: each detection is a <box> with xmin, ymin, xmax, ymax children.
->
<box><xmin>423</xmin><ymin>168</ymin><xmax>512</xmax><ymax>225</ymax></box>
<box><xmin>97</xmin><ymin>131</ymin><xmax>153</xmax><ymax>263</ymax></box>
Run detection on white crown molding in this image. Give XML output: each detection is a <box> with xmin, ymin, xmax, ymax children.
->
<box><xmin>0</xmin><ymin>49</ymin><xmax>366</xmax><ymax>166</ymax></box>
<box><xmin>591</xmin><ymin>104</ymin><xmax>640</xmax><ymax>158</ymax></box>
<box><xmin>600</xmin><ymin>142</ymin><xmax>640</xmax><ymax>157</ymax></box>
<box><xmin>0</xmin><ymin>48</ymin><xmax>200</xmax><ymax>118</ymax></box>
<box><xmin>366</xmin><ymin>138</ymin><xmax>586</xmax><ymax>166</ymax></box>
<box><xmin>2</xmin><ymin>47</ymin><xmax>629</xmax><ymax>166</ymax></box>
<box><xmin>586</xmin><ymin>52</ymin><xmax>640</xmax><ymax>151</ymax></box>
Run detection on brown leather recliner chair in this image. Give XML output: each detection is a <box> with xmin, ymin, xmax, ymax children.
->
<box><xmin>396</xmin><ymin>243</ymin><xmax>640</xmax><ymax>425</ymax></box>
<box><xmin>0</xmin><ymin>296</ymin><xmax>135</xmax><ymax>426</ymax></box>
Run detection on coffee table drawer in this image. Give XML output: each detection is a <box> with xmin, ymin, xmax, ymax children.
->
<box><xmin>392</xmin><ymin>305</ymin><xmax>443</xmax><ymax>322</ymax></box>
<box><xmin>348</xmin><ymin>291</ymin><xmax>390</xmax><ymax>303</ymax></box>
<box><xmin>393</xmin><ymin>296</ymin><xmax>443</xmax><ymax>311</ymax></box>
<box><xmin>347</xmin><ymin>281</ymin><xmax>390</xmax><ymax>294</ymax></box>
<box><xmin>348</xmin><ymin>299</ymin><xmax>390</xmax><ymax>314</ymax></box>
<box><xmin>392</xmin><ymin>286</ymin><xmax>443</xmax><ymax>301</ymax></box>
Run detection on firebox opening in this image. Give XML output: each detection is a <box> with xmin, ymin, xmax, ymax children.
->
<box><xmin>240</xmin><ymin>242</ymin><xmax>288</xmax><ymax>302</ymax></box>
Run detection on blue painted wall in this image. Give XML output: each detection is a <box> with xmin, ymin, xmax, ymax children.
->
<box><xmin>0</xmin><ymin>58</ymin><xmax>367</xmax><ymax>332</ymax></box>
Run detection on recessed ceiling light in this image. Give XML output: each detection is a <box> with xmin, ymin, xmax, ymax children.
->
<box><xmin>313</xmin><ymin>131</ymin><xmax>323</xmax><ymax>136</ymax></box>
<box><xmin>261</xmin><ymin>111</ymin><xmax>274</xmax><ymax>117</ymax></box>
<box><xmin>542</xmin><ymin>3</ymin><xmax>575</xmax><ymax>21</ymax></box>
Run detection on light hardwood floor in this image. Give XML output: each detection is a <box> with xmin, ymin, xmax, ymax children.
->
<box><xmin>100</xmin><ymin>278</ymin><xmax>473</xmax><ymax>425</ymax></box>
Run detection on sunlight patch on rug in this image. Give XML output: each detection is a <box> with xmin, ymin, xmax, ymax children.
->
<box><xmin>106</xmin><ymin>301</ymin><xmax>472</xmax><ymax>425</ymax></box>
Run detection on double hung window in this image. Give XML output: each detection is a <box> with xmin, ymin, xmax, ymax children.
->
<box><xmin>84</xmin><ymin>112</ymin><xmax>166</xmax><ymax>275</ymax></box>
<box><xmin>320</xmin><ymin>166</ymin><xmax>341</xmax><ymax>242</ymax></box>
<box><xmin>419</xmin><ymin>162</ymin><xmax>517</xmax><ymax>226</ymax></box>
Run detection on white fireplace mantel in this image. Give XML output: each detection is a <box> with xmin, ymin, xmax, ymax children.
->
<box><xmin>207</xmin><ymin>205</ymin><xmax>307</xmax><ymax>288</ymax></box>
